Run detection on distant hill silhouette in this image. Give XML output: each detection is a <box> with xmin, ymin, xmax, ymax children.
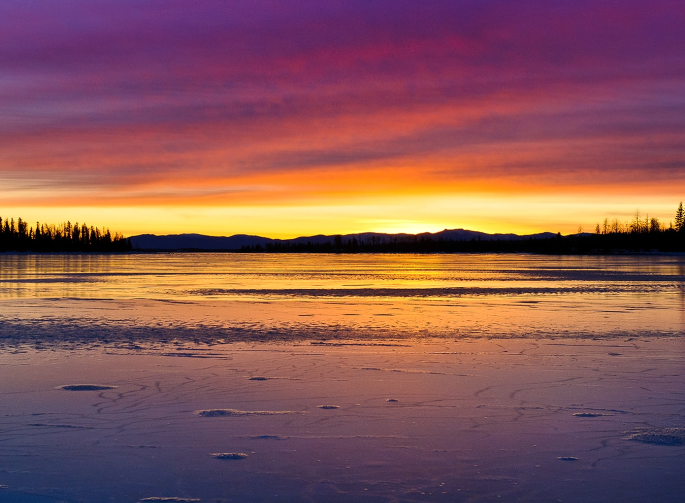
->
<box><xmin>131</xmin><ymin>233</ymin><xmax>273</xmax><ymax>250</ymax></box>
<box><xmin>130</xmin><ymin>229</ymin><xmax>558</xmax><ymax>251</ymax></box>
<box><xmin>129</xmin><ymin>201</ymin><xmax>685</xmax><ymax>254</ymax></box>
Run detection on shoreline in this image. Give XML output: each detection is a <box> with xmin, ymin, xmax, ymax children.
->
<box><xmin>4</xmin><ymin>249</ymin><xmax>685</xmax><ymax>255</ymax></box>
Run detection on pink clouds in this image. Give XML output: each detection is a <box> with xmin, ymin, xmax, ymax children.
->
<box><xmin>0</xmin><ymin>0</ymin><xmax>684</xmax><ymax>209</ymax></box>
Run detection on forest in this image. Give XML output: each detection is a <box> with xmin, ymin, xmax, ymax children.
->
<box><xmin>241</xmin><ymin>203</ymin><xmax>685</xmax><ymax>254</ymax></box>
<box><xmin>0</xmin><ymin>217</ymin><xmax>132</xmax><ymax>252</ymax></box>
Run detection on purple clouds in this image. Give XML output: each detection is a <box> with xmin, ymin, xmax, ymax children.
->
<box><xmin>1</xmin><ymin>0</ymin><xmax>684</xmax><ymax>205</ymax></box>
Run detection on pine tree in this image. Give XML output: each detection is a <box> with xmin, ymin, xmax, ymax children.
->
<box><xmin>676</xmin><ymin>202</ymin><xmax>684</xmax><ymax>232</ymax></box>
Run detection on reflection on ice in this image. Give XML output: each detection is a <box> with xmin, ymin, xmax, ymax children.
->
<box><xmin>1</xmin><ymin>254</ymin><xmax>684</xmax><ymax>345</ymax></box>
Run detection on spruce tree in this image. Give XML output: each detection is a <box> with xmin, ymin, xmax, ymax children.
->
<box><xmin>676</xmin><ymin>202</ymin><xmax>684</xmax><ymax>232</ymax></box>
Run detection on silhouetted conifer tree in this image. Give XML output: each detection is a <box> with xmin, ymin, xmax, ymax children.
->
<box><xmin>676</xmin><ymin>202</ymin><xmax>684</xmax><ymax>232</ymax></box>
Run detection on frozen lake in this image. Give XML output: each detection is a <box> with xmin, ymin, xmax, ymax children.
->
<box><xmin>0</xmin><ymin>254</ymin><xmax>683</xmax><ymax>502</ymax></box>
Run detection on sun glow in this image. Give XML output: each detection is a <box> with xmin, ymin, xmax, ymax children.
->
<box><xmin>2</xmin><ymin>191</ymin><xmax>680</xmax><ymax>239</ymax></box>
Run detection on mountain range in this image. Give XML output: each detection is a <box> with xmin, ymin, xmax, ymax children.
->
<box><xmin>130</xmin><ymin>229</ymin><xmax>559</xmax><ymax>251</ymax></box>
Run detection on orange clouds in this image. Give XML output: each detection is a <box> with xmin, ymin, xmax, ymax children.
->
<box><xmin>1</xmin><ymin>1</ymin><xmax>684</xmax><ymax>235</ymax></box>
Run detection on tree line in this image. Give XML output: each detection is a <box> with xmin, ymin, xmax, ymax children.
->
<box><xmin>2</xmin><ymin>202</ymin><xmax>684</xmax><ymax>254</ymax></box>
<box><xmin>0</xmin><ymin>216</ymin><xmax>131</xmax><ymax>252</ymax></box>
<box><xmin>593</xmin><ymin>202</ymin><xmax>685</xmax><ymax>235</ymax></box>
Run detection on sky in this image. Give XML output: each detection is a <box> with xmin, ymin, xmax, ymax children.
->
<box><xmin>1</xmin><ymin>0</ymin><xmax>684</xmax><ymax>238</ymax></box>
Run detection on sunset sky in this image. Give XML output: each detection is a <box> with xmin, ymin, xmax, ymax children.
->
<box><xmin>1</xmin><ymin>0</ymin><xmax>684</xmax><ymax>237</ymax></box>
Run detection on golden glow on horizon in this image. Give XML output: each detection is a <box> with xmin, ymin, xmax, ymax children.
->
<box><xmin>2</xmin><ymin>194</ymin><xmax>680</xmax><ymax>239</ymax></box>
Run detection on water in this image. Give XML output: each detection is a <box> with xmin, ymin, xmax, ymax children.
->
<box><xmin>0</xmin><ymin>253</ymin><xmax>684</xmax><ymax>502</ymax></box>
<box><xmin>1</xmin><ymin>253</ymin><xmax>684</xmax><ymax>344</ymax></box>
